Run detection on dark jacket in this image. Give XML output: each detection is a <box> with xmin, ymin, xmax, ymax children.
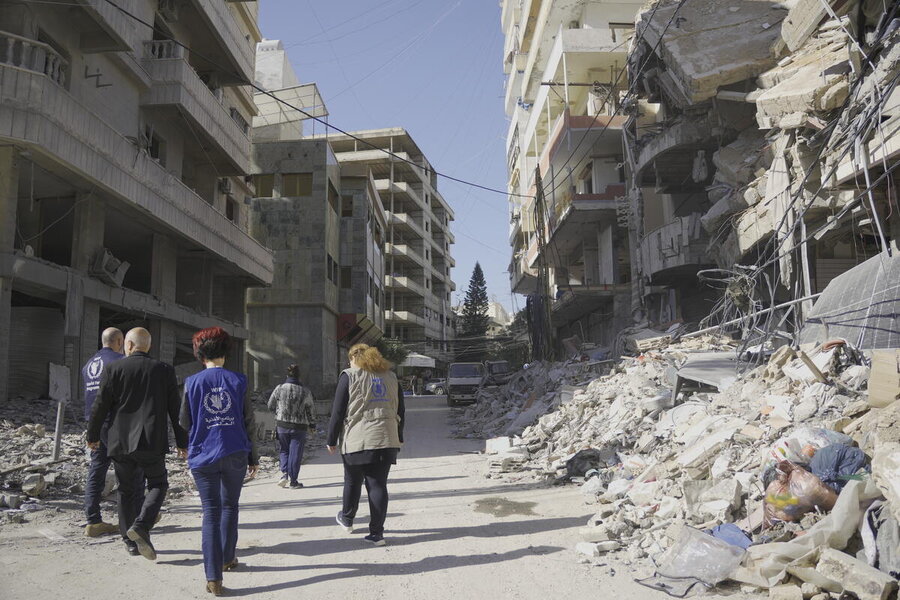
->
<box><xmin>267</xmin><ymin>378</ymin><xmax>316</xmax><ymax>430</ymax></box>
<box><xmin>87</xmin><ymin>352</ymin><xmax>188</xmax><ymax>456</ymax></box>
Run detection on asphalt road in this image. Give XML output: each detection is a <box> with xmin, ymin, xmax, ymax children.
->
<box><xmin>0</xmin><ymin>395</ymin><xmax>673</xmax><ymax>599</ymax></box>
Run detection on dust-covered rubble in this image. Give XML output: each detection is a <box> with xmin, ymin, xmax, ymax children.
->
<box><xmin>459</xmin><ymin>335</ymin><xmax>900</xmax><ymax>598</ymax></box>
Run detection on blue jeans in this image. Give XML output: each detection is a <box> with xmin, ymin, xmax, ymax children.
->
<box><xmin>276</xmin><ymin>427</ymin><xmax>307</xmax><ymax>485</ymax></box>
<box><xmin>192</xmin><ymin>452</ymin><xmax>248</xmax><ymax>581</ymax></box>
<box><xmin>84</xmin><ymin>422</ymin><xmax>143</xmax><ymax>524</ymax></box>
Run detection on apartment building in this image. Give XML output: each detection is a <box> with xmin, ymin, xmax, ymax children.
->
<box><xmin>313</xmin><ymin>129</ymin><xmax>457</xmax><ymax>362</ymax></box>
<box><xmin>502</xmin><ymin>0</ymin><xmax>644</xmax><ymax>352</ymax></box>
<box><xmin>246</xmin><ymin>42</ymin><xmax>387</xmax><ymax>402</ymax></box>
<box><xmin>0</xmin><ymin>1</ymin><xmax>272</xmax><ymax>404</ymax></box>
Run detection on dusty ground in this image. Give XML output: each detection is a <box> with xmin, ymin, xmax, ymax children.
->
<box><xmin>0</xmin><ymin>396</ymin><xmax>695</xmax><ymax>599</ymax></box>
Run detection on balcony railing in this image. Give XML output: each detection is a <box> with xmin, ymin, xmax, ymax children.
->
<box><xmin>0</xmin><ymin>30</ymin><xmax>67</xmax><ymax>86</ymax></box>
<box><xmin>141</xmin><ymin>40</ymin><xmax>251</xmax><ymax>173</ymax></box>
<box><xmin>639</xmin><ymin>213</ymin><xmax>710</xmax><ymax>278</ymax></box>
<box><xmin>0</xmin><ymin>62</ymin><xmax>273</xmax><ymax>283</ymax></box>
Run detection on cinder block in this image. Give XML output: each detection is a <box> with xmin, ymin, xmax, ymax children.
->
<box><xmin>815</xmin><ymin>548</ymin><xmax>898</xmax><ymax>600</ymax></box>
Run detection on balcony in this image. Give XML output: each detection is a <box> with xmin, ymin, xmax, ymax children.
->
<box><xmin>385</xmin><ymin>275</ymin><xmax>427</xmax><ymax>297</ymax></box>
<box><xmin>388</xmin><ymin>211</ymin><xmax>427</xmax><ymax>238</ymax></box>
<box><xmin>510</xmin><ymin>251</ymin><xmax>538</xmax><ymax>295</ymax></box>
<box><xmin>638</xmin><ymin>213</ymin><xmax>712</xmax><ymax>283</ymax></box>
<box><xmin>375</xmin><ymin>179</ymin><xmax>428</xmax><ymax>213</ymax></box>
<box><xmin>545</xmin><ymin>184</ymin><xmax>625</xmax><ymax>259</ymax></box>
<box><xmin>385</xmin><ymin>243</ymin><xmax>428</xmax><ymax>268</ymax></box>
<box><xmin>141</xmin><ymin>41</ymin><xmax>251</xmax><ymax>174</ymax></box>
<box><xmin>187</xmin><ymin>0</ymin><xmax>256</xmax><ymax>83</ymax></box>
<box><xmin>386</xmin><ymin>310</ymin><xmax>425</xmax><ymax>328</ymax></box>
<box><xmin>551</xmin><ymin>283</ymin><xmax>630</xmax><ymax>326</ymax></box>
<box><xmin>0</xmin><ymin>59</ymin><xmax>273</xmax><ymax>284</ymax></box>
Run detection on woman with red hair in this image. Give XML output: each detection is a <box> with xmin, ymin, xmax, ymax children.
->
<box><xmin>179</xmin><ymin>327</ymin><xmax>258</xmax><ymax>596</ymax></box>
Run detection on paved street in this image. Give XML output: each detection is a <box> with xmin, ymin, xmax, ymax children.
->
<box><xmin>0</xmin><ymin>396</ymin><xmax>667</xmax><ymax>599</ymax></box>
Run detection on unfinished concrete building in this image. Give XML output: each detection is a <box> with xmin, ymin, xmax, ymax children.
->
<box><xmin>312</xmin><ymin>129</ymin><xmax>457</xmax><ymax>363</ymax></box>
<box><xmin>0</xmin><ymin>1</ymin><xmax>272</xmax><ymax>405</ymax></box>
<box><xmin>246</xmin><ymin>42</ymin><xmax>388</xmax><ymax>402</ymax></box>
<box><xmin>502</xmin><ymin>0</ymin><xmax>644</xmax><ymax>352</ymax></box>
<box><xmin>624</xmin><ymin>0</ymin><xmax>900</xmax><ymax>337</ymax></box>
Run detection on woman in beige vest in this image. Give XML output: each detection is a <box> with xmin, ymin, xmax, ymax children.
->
<box><xmin>326</xmin><ymin>344</ymin><xmax>405</xmax><ymax>546</ymax></box>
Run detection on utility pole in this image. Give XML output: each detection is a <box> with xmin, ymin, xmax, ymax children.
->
<box><xmin>533</xmin><ymin>167</ymin><xmax>555</xmax><ymax>360</ymax></box>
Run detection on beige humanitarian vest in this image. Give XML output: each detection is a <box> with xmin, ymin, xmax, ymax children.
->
<box><xmin>339</xmin><ymin>368</ymin><xmax>402</xmax><ymax>455</ymax></box>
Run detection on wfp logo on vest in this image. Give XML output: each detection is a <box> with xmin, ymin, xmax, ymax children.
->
<box><xmin>203</xmin><ymin>387</ymin><xmax>233</xmax><ymax>415</ymax></box>
<box><xmin>87</xmin><ymin>357</ymin><xmax>103</xmax><ymax>380</ymax></box>
<box><xmin>370</xmin><ymin>377</ymin><xmax>389</xmax><ymax>402</ymax></box>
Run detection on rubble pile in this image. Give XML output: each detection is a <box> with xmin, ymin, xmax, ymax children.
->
<box><xmin>0</xmin><ymin>397</ymin><xmax>280</xmax><ymax>528</ymax></box>
<box><xmin>476</xmin><ymin>338</ymin><xmax>899</xmax><ymax>597</ymax></box>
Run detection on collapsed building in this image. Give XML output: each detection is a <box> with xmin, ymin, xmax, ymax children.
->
<box><xmin>625</xmin><ymin>0</ymin><xmax>900</xmax><ymax>332</ymax></box>
<box><xmin>0</xmin><ymin>1</ymin><xmax>273</xmax><ymax>406</ymax></box>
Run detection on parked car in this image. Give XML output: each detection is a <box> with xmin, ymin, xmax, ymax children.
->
<box><xmin>424</xmin><ymin>378</ymin><xmax>446</xmax><ymax>395</ymax></box>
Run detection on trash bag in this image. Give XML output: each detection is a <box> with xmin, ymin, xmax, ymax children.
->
<box><xmin>708</xmin><ymin>523</ymin><xmax>752</xmax><ymax>550</ymax></box>
<box><xmin>763</xmin><ymin>461</ymin><xmax>838</xmax><ymax>528</ymax></box>
<box><xmin>656</xmin><ymin>526</ymin><xmax>746</xmax><ymax>586</ymax></box>
<box><xmin>809</xmin><ymin>443</ymin><xmax>868</xmax><ymax>492</ymax></box>
<box><xmin>564</xmin><ymin>447</ymin><xmax>618</xmax><ymax>478</ymax></box>
<box><xmin>763</xmin><ymin>427</ymin><xmax>853</xmax><ymax>470</ymax></box>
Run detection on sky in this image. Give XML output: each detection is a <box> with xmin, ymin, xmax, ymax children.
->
<box><xmin>258</xmin><ymin>0</ymin><xmax>518</xmax><ymax>314</ymax></box>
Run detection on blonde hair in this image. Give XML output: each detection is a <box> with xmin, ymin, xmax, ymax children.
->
<box><xmin>348</xmin><ymin>344</ymin><xmax>392</xmax><ymax>373</ymax></box>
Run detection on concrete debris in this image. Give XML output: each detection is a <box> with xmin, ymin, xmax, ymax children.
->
<box><xmin>816</xmin><ymin>547</ymin><xmax>899</xmax><ymax>600</ymax></box>
<box><xmin>463</xmin><ymin>328</ymin><xmax>900</xmax><ymax>594</ymax></box>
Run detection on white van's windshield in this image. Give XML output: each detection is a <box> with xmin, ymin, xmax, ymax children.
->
<box><xmin>449</xmin><ymin>364</ymin><xmax>484</xmax><ymax>378</ymax></box>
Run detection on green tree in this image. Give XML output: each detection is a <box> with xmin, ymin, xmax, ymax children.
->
<box><xmin>375</xmin><ymin>337</ymin><xmax>408</xmax><ymax>367</ymax></box>
<box><xmin>459</xmin><ymin>263</ymin><xmax>490</xmax><ymax>339</ymax></box>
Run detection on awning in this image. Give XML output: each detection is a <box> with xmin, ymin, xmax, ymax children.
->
<box><xmin>401</xmin><ymin>353</ymin><xmax>436</xmax><ymax>368</ymax></box>
<box><xmin>800</xmin><ymin>252</ymin><xmax>900</xmax><ymax>349</ymax></box>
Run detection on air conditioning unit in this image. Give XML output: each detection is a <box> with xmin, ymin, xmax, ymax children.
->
<box><xmin>218</xmin><ymin>178</ymin><xmax>233</xmax><ymax>195</ymax></box>
<box><xmin>158</xmin><ymin>0</ymin><xmax>179</xmax><ymax>22</ymax></box>
<box><xmin>90</xmin><ymin>249</ymin><xmax>130</xmax><ymax>287</ymax></box>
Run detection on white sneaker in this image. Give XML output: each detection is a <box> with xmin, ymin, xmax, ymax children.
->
<box><xmin>277</xmin><ymin>476</ymin><xmax>288</xmax><ymax>488</ymax></box>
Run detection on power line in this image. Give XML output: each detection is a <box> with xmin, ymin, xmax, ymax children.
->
<box><xmin>100</xmin><ymin>0</ymin><xmax>530</xmax><ymax>199</ymax></box>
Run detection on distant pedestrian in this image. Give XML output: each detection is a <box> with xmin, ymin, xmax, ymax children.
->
<box><xmin>327</xmin><ymin>343</ymin><xmax>405</xmax><ymax>546</ymax></box>
<box><xmin>87</xmin><ymin>327</ymin><xmax>187</xmax><ymax>560</ymax></box>
<box><xmin>179</xmin><ymin>327</ymin><xmax>258</xmax><ymax>597</ymax></box>
<box><xmin>267</xmin><ymin>364</ymin><xmax>316</xmax><ymax>489</ymax></box>
<box><xmin>82</xmin><ymin>327</ymin><xmax>125</xmax><ymax>538</ymax></box>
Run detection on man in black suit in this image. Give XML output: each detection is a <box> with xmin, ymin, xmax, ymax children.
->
<box><xmin>87</xmin><ymin>327</ymin><xmax>188</xmax><ymax>560</ymax></box>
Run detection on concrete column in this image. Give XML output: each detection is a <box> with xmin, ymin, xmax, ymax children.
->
<box><xmin>149</xmin><ymin>320</ymin><xmax>176</xmax><ymax>364</ymax></box>
<box><xmin>0</xmin><ymin>147</ymin><xmax>19</xmax><ymax>402</ymax></box>
<box><xmin>598</xmin><ymin>224</ymin><xmax>615</xmax><ymax>285</ymax></box>
<box><xmin>71</xmin><ymin>195</ymin><xmax>105</xmax><ymax>272</ymax></box>
<box><xmin>78</xmin><ymin>300</ymin><xmax>101</xmax><ymax>407</ymax></box>
<box><xmin>151</xmin><ymin>233</ymin><xmax>177</xmax><ymax>301</ymax></box>
<box><xmin>64</xmin><ymin>273</ymin><xmax>85</xmax><ymax>409</ymax></box>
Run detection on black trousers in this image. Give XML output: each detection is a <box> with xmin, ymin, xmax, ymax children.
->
<box><xmin>111</xmin><ymin>450</ymin><xmax>168</xmax><ymax>540</ymax></box>
<box><xmin>342</xmin><ymin>459</ymin><xmax>392</xmax><ymax>536</ymax></box>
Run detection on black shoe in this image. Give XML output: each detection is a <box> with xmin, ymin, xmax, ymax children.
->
<box><xmin>125</xmin><ymin>541</ymin><xmax>140</xmax><ymax>556</ymax></box>
<box><xmin>336</xmin><ymin>511</ymin><xmax>352</xmax><ymax>533</ymax></box>
<box><xmin>126</xmin><ymin>525</ymin><xmax>157</xmax><ymax>561</ymax></box>
<box><xmin>364</xmin><ymin>533</ymin><xmax>385</xmax><ymax>546</ymax></box>
<box><xmin>289</xmin><ymin>482</ymin><xmax>303</xmax><ymax>489</ymax></box>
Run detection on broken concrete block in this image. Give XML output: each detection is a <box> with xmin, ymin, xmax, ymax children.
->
<box><xmin>21</xmin><ymin>474</ymin><xmax>47</xmax><ymax>497</ymax></box>
<box><xmin>627</xmin><ymin>481</ymin><xmax>662</xmax><ymax>506</ymax></box>
<box><xmin>781</xmin><ymin>0</ymin><xmax>857</xmax><ymax>51</ymax></box>
<box><xmin>815</xmin><ymin>548</ymin><xmax>898</xmax><ymax>600</ymax></box>
<box><xmin>485</xmin><ymin>437</ymin><xmax>514</xmax><ymax>455</ymax></box>
<box><xmin>871</xmin><ymin>444</ymin><xmax>900</xmax><ymax>523</ymax></box>
<box><xmin>579</xmin><ymin>525</ymin><xmax>613</xmax><ymax>543</ymax></box>
<box><xmin>800</xmin><ymin>582</ymin><xmax>822</xmax><ymax>599</ymax></box>
<box><xmin>0</xmin><ymin>494</ymin><xmax>25</xmax><ymax>509</ymax></box>
<box><xmin>575</xmin><ymin>542</ymin><xmax>601</xmax><ymax>557</ymax></box>
<box><xmin>677</xmin><ymin>426</ymin><xmax>741</xmax><ymax>470</ymax></box>
<box><xmin>769</xmin><ymin>584</ymin><xmax>803</xmax><ymax>600</ymax></box>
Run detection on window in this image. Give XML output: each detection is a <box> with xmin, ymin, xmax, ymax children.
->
<box><xmin>229</xmin><ymin>108</ymin><xmax>249</xmax><ymax>135</ymax></box>
<box><xmin>340</xmin><ymin>267</ymin><xmax>351</xmax><ymax>289</ymax></box>
<box><xmin>253</xmin><ymin>174</ymin><xmax>274</xmax><ymax>197</ymax></box>
<box><xmin>327</xmin><ymin>182</ymin><xmax>339</xmax><ymax>214</ymax></box>
<box><xmin>226</xmin><ymin>197</ymin><xmax>237</xmax><ymax>222</ymax></box>
<box><xmin>282</xmin><ymin>173</ymin><xmax>313</xmax><ymax>197</ymax></box>
<box><xmin>143</xmin><ymin>125</ymin><xmax>166</xmax><ymax>166</ymax></box>
<box><xmin>425</xmin><ymin>221</ymin><xmax>429</xmax><ymax>232</ymax></box>
<box><xmin>341</xmin><ymin>195</ymin><xmax>354</xmax><ymax>218</ymax></box>
<box><xmin>326</xmin><ymin>254</ymin><xmax>339</xmax><ymax>285</ymax></box>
